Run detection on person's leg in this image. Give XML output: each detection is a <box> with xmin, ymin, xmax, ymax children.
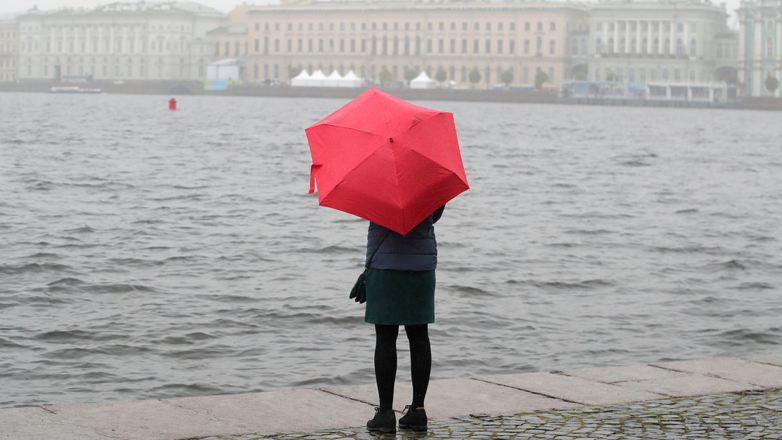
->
<box><xmin>404</xmin><ymin>324</ymin><xmax>431</xmax><ymax>408</ymax></box>
<box><xmin>374</xmin><ymin>324</ymin><xmax>399</xmax><ymax>413</ymax></box>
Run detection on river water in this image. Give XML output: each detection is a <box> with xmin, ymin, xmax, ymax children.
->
<box><xmin>1</xmin><ymin>92</ymin><xmax>780</xmax><ymax>408</ymax></box>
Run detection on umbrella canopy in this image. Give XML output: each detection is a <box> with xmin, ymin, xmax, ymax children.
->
<box><xmin>305</xmin><ymin>88</ymin><xmax>469</xmax><ymax>235</ymax></box>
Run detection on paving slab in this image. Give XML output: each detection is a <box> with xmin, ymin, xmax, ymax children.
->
<box><xmin>743</xmin><ymin>352</ymin><xmax>782</xmax><ymax>368</ymax></box>
<box><xmin>320</xmin><ymin>377</ymin><xmax>580</xmax><ymax>419</ymax></box>
<box><xmin>0</xmin><ymin>406</ymin><xmax>106</xmax><ymax>440</ymax></box>
<box><xmin>476</xmin><ymin>371</ymin><xmax>666</xmax><ymax>406</ymax></box>
<box><xmin>45</xmin><ymin>397</ymin><xmax>244</xmax><ymax>440</ymax></box>
<box><xmin>652</xmin><ymin>357</ymin><xmax>782</xmax><ymax>388</ymax></box>
<box><xmin>166</xmin><ymin>388</ymin><xmax>372</xmax><ymax>435</ymax></box>
<box><xmin>560</xmin><ymin>364</ymin><xmax>689</xmax><ymax>383</ymax></box>
<box><xmin>614</xmin><ymin>373</ymin><xmax>761</xmax><ymax>397</ymax></box>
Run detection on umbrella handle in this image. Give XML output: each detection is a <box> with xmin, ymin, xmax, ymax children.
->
<box><xmin>309</xmin><ymin>164</ymin><xmax>322</xmax><ymax>194</ymax></box>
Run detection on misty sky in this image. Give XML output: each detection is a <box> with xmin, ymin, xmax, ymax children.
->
<box><xmin>1</xmin><ymin>0</ymin><xmax>742</xmax><ymax>26</ymax></box>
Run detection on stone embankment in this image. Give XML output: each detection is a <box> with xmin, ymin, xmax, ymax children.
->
<box><xmin>3</xmin><ymin>80</ymin><xmax>782</xmax><ymax>110</ymax></box>
<box><xmin>2</xmin><ymin>353</ymin><xmax>781</xmax><ymax>439</ymax></box>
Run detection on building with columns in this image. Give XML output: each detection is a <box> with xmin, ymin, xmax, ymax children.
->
<box><xmin>16</xmin><ymin>2</ymin><xmax>225</xmax><ymax>82</ymax></box>
<box><xmin>208</xmin><ymin>0</ymin><xmax>590</xmax><ymax>88</ymax></box>
<box><xmin>738</xmin><ymin>0</ymin><xmax>782</xmax><ymax>96</ymax></box>
<box><xmin>586</xmin><ymin>0</ymin><xmax>737</xmax><ymax>85</ymax></box>
<box><xmin>0</xmin><ymin>20</ymin><xmax>18</xmax><ymax>82</ymax></box>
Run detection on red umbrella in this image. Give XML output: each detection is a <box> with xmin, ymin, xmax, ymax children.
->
<box><xmin>305</xmin><ymin>88</ymin><xmax>469</xmax><ymax>235</ymax></box>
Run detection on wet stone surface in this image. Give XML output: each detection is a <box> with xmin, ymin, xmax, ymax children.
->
<box><xmin>201</xmin><ymin>388</ymin><xmax>782</xmax><ymax>439</ymax></box>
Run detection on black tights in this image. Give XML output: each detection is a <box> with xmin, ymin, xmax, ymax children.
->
<box><xmin>374</xmin><ymin>324</ymin><xmax>431</xmax><ymax>413</ymax></box>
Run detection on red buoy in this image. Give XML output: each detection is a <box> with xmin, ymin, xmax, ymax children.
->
<box><xmin>169</xmin><ymin>98</ymin><xmax>177</xmax><ymax>111</ymax></box>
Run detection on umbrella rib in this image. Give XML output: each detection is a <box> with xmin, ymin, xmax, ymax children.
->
<box><xmin>314</xmin><ymin>123</ymin><xmax>387</xmax><ymax>140</ymax></box>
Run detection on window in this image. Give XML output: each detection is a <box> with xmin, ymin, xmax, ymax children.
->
<box><xmin>428</xmin><ymin>22</ymin><xmax>433</xmax><ymax>31</ymax></box>
<box><xmin>497</xmin><ymin>39</ymin><xmax>503</xmax><ymax>54</ymax></box>
<box><xmin>474</xmin><ymin>39</ymin><xmax>479</xmax><ymax>53</ymax></box>
<box><xmin>690</xmin><ymin>38</ymin><xmax>697</xmax><ymax>56</ymax></box>
<box><xmin>674</xmin><ymin>69</ymin><xmax>680</xmax><ymax>81</ymax></box>
<box><xmin>653</xmin><ymin>38</ymin><xmax>659</xmax><ymax>54</ymax></box>
<box><xmin>275</xmin><ymin>39</ymin><xmax>279</xmax><ymax>52</ymax></box>
<box><xmin>664</xmin><ymin>38</ymin><xmax>670</xmax><ymax>55</ymax></box>
<box><xmin>716</xmin><ymin>43</ymin><xmax>723</xmax><ymax>58</ymax></box>
<box><xmin>596</xmin><ymin>23</ymin><xmax>602</xmax><ymax>32</ymax></box>
<box><xmin>677</xmin><ymin>23</ymin><xmax>683</xmax><ymax>32</ymax></box>
<box><xmin>309</xmin><ymin>39</ymin><xmax>313</xmax><ymax>52</ymax></box>
<box><xmin>287</xmin><ymin>39</ymin><xmax>292</xmax><ymax>52</ymax></box>
<box><xmin>511</xmin><ymin>23</ymin><xmax>515</xmax><ymax>31</ymax></box>
<box><xmin>255</xmin><ymin>39</ymin><xmax>259</xmax><ymax>52</ymax></box>
<box><xmin>340</xmin><ymin>23</ymin><xmax>345</xmax><ymax>31</ymax></box>
<box><xmin>550</xmin><ymin>22</ymin><xmax>556</xmax><ymax>31</ymax></box>
<box><xmin>549</xmin><ymin>67</ymin><xmax>554</xmax><ymax>83</ymax></box>
<box><xmin>536</xmin><ymin>36</ymin><xmax>542</xmax><ymax>54</ymax></box>
<box><xmin>662</xmin><ymin>69</ymin><xmax>668</xmax><ymax>81</ymax></box>
<box><xmin>628</xmin><ymin>69</ymin><xmax>634</xmax><ymax>82</ymax></box>
<box><xmin>462</xmin><ymin>39</ymin><xmax>467</xmax><ymax>53</ymax></box>
<box><xmin>450</xmin><ymin>39</ymin><xmax>455</xmax><ymax>53</ymax></box>
<box><xmin>486</xmin><ymin>22</ymin><xmax>491</xmax><ymax>31</ymax></box>
<box><xmin>498</xmin><ymin>23</ymin><xmax>503</xmax><ymax>31</ymax></box>
<box><xmin>439</xmin><ymin>22</ymin><xmax>444</xmax><ymax>31</ymax></box>
<box><xmin>525</xmin><ymin>22</ymin><xmax>530</xmax><ymax>31</ymax></box>
<box><xmin>549</xmin><ymin>39</ymin><xmax>555</xmax><ymax>54</ymax></box>
<box><xmin>594</xmin><ymin>67</ymin><xmax>600</xmax><ymax>81</ymax></box>
<box><xmin>572</xmin><ymin>37</ymin><xmax>578</xmax><ymax>55</ymax></box>
<box><xmin>642</xmin><ymin>38</ymin><xmax>648</xmax><ymax>54</ymax></box>
<box><xmin>485</xmin><ymin>39</ymin><xmax>490</xmax><ymax>53</ymax></box>
<box><xmin>439</xmin><ymin>39</ymin><xmax>444</xmax><ymax>53</ymax></box>
<box><xmin>630</xmin><ymin>38</ymin><xmax>636</xmax><ymax>54</ymax></box>
<box><xmin>340</xmin><ymin>39</ymin><xmax>344</xmax><ymax>52</ymax></box>
<box><xmin>689</xmin><ymin>70</ymin><xmax>695</xmax><ymax>82</ymax></box>
<box><xmin>608</xmin><ymin>37</ymin><xmax>614</xmax><ymax>55</ymax></box>
<box><xmin>768</xmin><ymin>37</ymin><xmax>775</xmax><ymax>58</ymax></box>
<box><xmin>523</xmin><ymin>66</ymin><xmax>529</xmax><ymax>83</ymax></box>
<box><xmin>474</xmin><ymin>22</ymin><xmax>479</xmax><ymax>31</ymax></box>
<box><xmin>537</xmin><ymin>22</ymin><xmax>543</xmax><ymax>31</ymax></box>
<box><xmin>524</xmin><ymin>39</ymin><xmax>530</xmax><ymax>54</ymax></box>
<box><xmin>427</xmin><ymin>39</ymin><xmax>432</xmax><ymax>53</ymax></box>
<box><xmin>463</xmin><ymin>22</ymin><xmax>468</xmax><ymax>31</ymax></box>
<box><xmin>510</xmin><ymin>40</ymin><xmax>515</xmax><ymax>54</ymax></box>
<box><xmin>619</xmin><ymin>38</ymin><xmax>625</xmax><ymax>54</ymax></box>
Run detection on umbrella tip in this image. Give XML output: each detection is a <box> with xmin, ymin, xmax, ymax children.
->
<box><xmin>390</xmin><ymin>137</ymin><xmax>394</xmax><ymax>142</ymax></box>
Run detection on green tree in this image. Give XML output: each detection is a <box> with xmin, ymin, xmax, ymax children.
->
<box><xmin>435</xmin><ymin>66</ymin><xmax>447</xmax><ymax>83</ymax></box>
<box><xmin>468</xmin><ymin>67</ymin><xmax>482</xmax><ymax>87</ymax></box>
<box><xmin>404</xmin><ymin>67</ymin><xmax>420</xmax><ymax>86</ymax></box>
<box><xmin>605</xmin><ymin>72</ymin><xmax>619</xmax><ymax>82</ymax></box>
<box><xmin>725</xmin><ymin>73</ymin><xmax>740</xmax><ymax>86</ymax></box>
<box><xmin>765</xmin><ymin>75</ymin><xmax>779</xmax><ymax>93</ymax></box>
<box><xmin>500</xmin><ymin>69</ymin><xmax>514</xmax><ymax>87</ymax></box>
<box><xmin>378</xmin><ymin>66</ymin><xmax>394</xmax><ymax>84</ymax></box>
<box><xmin>534</xmin><ymin>69</ymin><xmax>549</xmax><ymax>89</ymax></box>
<box><xmin>288</xmin><ymin>66</ymin><xmax>302</xmax><ymax>78</ymax></box>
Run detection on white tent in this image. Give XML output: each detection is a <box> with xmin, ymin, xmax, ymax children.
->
<box><xmin>324</xmin><ymin>70</ymin><xmax>343</xmax><ymax>87</ymax></box>
<box><xmin>307</xmin><ymin>69</ymin><xmax>326</xmax><ymax>87</ymax></box>
<box><xmin>339</xmin><ymin>70</ymin><xmax>364</xmax><ymax>88</ymax></box>
<box><xmin>410</xmin><ymin>71</ymin><xmax>437</xmax><ymax>89</ymax></box>
<box><xmin>290</xmin><ymin>69</ymin><xmax>310</xmax><ymax>87</ymax></box>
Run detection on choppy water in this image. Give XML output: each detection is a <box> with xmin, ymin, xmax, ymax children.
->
<box><xmin>1</xmin><ymin>92</ymin><xmax>781</xmax><ymax>409</ymax></box>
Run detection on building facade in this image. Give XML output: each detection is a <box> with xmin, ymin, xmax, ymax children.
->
<box><xmin>738</xmin><ymin>0</ymin><xmax>782</xmax><ymax>96</ymax></box>
<box><xmin>208</xmin><ymin>0</ymin><xmax>590</xmax><ymax>88</ymax></box>
<box><xmin>0</xmin><ymin>20</ymin><xmax>18</xmax><ymax>82</ymax></box>
<box><xmin>586</xmin><ymin>0</ymin><xmax>737</xmax><ymax>85</ymax></box>
<box><xmin>16</xmin><ymin>2</ymin><xmax>225</xmax><ymax>82</ymax></box>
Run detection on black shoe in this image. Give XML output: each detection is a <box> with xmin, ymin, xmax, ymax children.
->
<box><xmin>367</xmin><ymin>407</ymin><xmax>396</xmax><ymax>433</ymax></box>
<box><xmin>398</xmin><ymin>405</ymin><xmax>427</xmax><ymax>431</ymax></box>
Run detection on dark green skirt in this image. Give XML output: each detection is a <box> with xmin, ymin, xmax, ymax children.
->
<box><xmin>365</xmin><ymin>268</ymin><xmax>436</xmax><ymax>325</ymax></box>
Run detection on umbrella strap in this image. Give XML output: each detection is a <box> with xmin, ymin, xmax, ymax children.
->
<box><xmin>367</xmin><ymin>230</ymin><xmax>391</xmax><ymax>268</ymax></box>
<box><xmin>308</xmin><ymin>164</ymin><xmax>321</xmax><ymax>195</ymax></box>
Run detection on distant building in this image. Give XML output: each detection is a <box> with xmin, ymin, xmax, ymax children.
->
<box><xmin>737</xmin><ymin>0</ymin><xmax>782</xmax><ymax>96</ymax></box>
<box><xmin>16</xmin><ymin>2</ymin><xmax>225</xmax><ymax>82</ymax></box>
<box><xmin>586</xmin><ymin>0</ymin><xmax>738</xmax><ymax>85</ymax></box>
<box><xmin>211</xmin><ymin>0</ymin><xmax>590</xmax><ymax>88</ymax></box>
<box><xmin>0</xmin><ymin>20</ymin><xmax>18</xmax><ymax>82</ymax></box>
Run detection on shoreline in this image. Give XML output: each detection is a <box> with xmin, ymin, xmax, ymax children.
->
<box><xmin>3</xmin><ymin>81</ymin><xmax>782</xmax><ymax>110</ymax></box>
<box><xmin>2</xmin><ymin>353</ymin><xmax>781</xmax><ymax>439</ymax></box>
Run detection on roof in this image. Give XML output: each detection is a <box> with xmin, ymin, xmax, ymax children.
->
<box><xmin>20</xmin><ymin>1</ymin><xmax>225</xmax><ymax>19</ymax></box>
<box><xmin>207</xmin><ymin>25</ymin><xmax>248</xmax><ymax>35</ymax></box>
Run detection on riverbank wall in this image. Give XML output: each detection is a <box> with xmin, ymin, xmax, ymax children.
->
<box><xmin>2</xmin><ymin>80</ymin><xmax>782</xmax><ymax>111</ymax></box>
<box><xmin>2</xmin><ymin>353</ymin><xmax>781</xmax><ymax>440</ymax></box>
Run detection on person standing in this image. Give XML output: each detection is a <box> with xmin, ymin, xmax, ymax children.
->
<box><xmin>364</xmin><ymin>205</ymin><xmax>445</xmax><ymax>433</ymax></box>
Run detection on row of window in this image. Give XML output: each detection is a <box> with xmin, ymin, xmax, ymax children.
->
<box><xmin>0</xmin><ymin>59</ymin><xmax>13</xmax><ymax>68</ymax></box>
<box><xmin>254</xmin><ymin>20</ymin><xmax>559</xmax><ymax>34</ymax></box>
<box><xmin>19</xmin><ymin>38</ymin><xmax>206</xmax><ymax>54</ymax></box>
<box><xmin>595</xmin><ymin>21</ymin><xmax>697</xmax><ymax>33</ymax></box>
<box><xmin>31</xmin><ymin>64</ymin><xmax>198</xmax><ymax>78</ymax></box>
<box><xmin>595</xmin><ymin>37</ymin><xmax>698</xmax><ymax>56</ymax></box>
<box><xmin>0</xmin><ymin>44</ymin><xmax>14</xmax><ymax>53</ymax></box>
<box><xmin>219</xmin><ymin>36</ymin><xmax>559</xmax><ymax>57</ymax></box>
<box><xmin>1</xmin><ymin>32</ymin><xmax>15</xmax><ymax>39</ymax></box>
<box><xmin>594</xmin><ymin>66</ymin><xmax>699</xmax><ymax>82</ymax></box>
<box><xmin>0</xmin><ymin>72</ymin><xmax>15</xmax><ymax>80</ymax></box>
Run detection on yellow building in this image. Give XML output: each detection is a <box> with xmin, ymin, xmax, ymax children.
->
<box><xmin>211</xmin><ymin>0</ymin><xmax>589</xmax><ymax>88</ymax></box>
<box><xmin>0</xmin><ymin>20</ymin><xmax>18</xmax><ymax>82</ymax></box>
